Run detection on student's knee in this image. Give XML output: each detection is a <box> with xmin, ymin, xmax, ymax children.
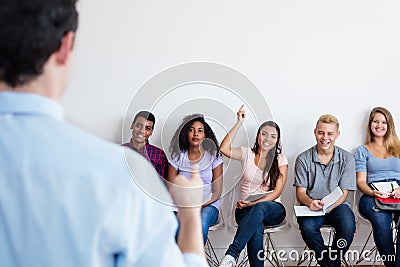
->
<box><xmin>298</xmin><ymin>219</ymin><xmax>321</xmax><ymax>234</ymax></box>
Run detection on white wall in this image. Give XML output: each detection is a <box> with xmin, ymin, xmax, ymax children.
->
<box><xmin>63</xmin><ymin>0</ymin><xmax>400</xmax><ymax>264</ymax></box>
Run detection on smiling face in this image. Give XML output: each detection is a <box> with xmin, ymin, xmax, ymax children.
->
<box><xmin>370</xmin><ymin>112</ymin><xmax>388</xmax><ymax>139</ymax></box>
<box><xmin>257</xmin><ymin>125</ymin><xmax>278</xmax><ymax>153</ymax></box>
<box><xmin>131</xmin><ymin>116</ymin><xmax>154</xmax><ymax>147</ymax></box>
<box><xmin>187</xmin><ymin>121</ymin><xmax>205</xmax><ymax>147</ymax></box>
<box><xmin>314</xmin><ymin>122</ymin><xmax>340</xmax><ymax>152</ymax></box>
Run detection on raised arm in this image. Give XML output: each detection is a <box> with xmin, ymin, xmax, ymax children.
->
<box><xmin>220</xmin><ymin>105</ymin><xmax>245</xmax><ymax>160</ymax></box>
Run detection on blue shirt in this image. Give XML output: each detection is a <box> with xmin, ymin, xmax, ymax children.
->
<box><xmin>0</xmin><ymin>92</ymin><xmax>207</xmax><ymax>267</ymax></box>
<box><xmin>354</xmin><ymin>145</ymin><xmax>400</xmax><ymax>184</ymax></box>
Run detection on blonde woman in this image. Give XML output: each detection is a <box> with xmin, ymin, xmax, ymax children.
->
<box><xmin>355</xmin><ymin>107</ymin><xmax>400</xmax><ymax>267</ymax></box>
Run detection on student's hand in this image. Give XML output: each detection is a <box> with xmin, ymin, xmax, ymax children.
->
<box><xmin>169</xmin><ymin>164</ymin><xmax>203</xmax><ymax>210</ymax></box>
<box><xmin>373</xmin><ymin>190</ymin><xmax>390</xmax><ymax>198</ymax></box>
<box><xmin>236</xmin><ymin>200</ymin><xmax>251</xmax><ymax>209</ymax></box>
<box><xmin>309</xmin><ymin>200</ymin><xmax>324</xmax><ymax>211</ymax></box>
<box><xmin>391</xmin><ymin>187</ymin><xmax>400</xmax><ymax>199</ymax></box>
<box><xmin>237</xmin><ymin>104</ymin><xmax>246</xmax><ymax>123</ymax></box>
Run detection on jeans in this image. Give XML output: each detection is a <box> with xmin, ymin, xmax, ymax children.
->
<box><xmin>225</xmin><ymin>201</ymin><xmax>286</xmax><ymax>267</ymax></box>
<box><xmin>297</xmin><ymin>203</ymin><xmax>355</xmax><ymax>267</ymax></box>
<box><xmin>175</xmin><ymin>205</ymin><xmax>219</xmax><ymax>245</ymax></box>
<box><xmin>201</xmin><ymin>205</ymin><xmax>219</xmax><ymax>244</ymax></box>
<box><xmin>359</xmin><ymin>194</ymin><xmax>400</xmax><ymax>267</ymax></box>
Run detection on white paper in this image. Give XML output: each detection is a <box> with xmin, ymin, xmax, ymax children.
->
<box><xmin>294</xmin><ymin>186</ymin><xmax>343</xmax><ymax>216</ymax></box>
<box><xmin>371</xmin><ymin>181</ymin><xmax>399</xmax><ymax>193</ymax></box>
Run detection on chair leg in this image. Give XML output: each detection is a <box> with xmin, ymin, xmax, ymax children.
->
<box><xmin>296</xmin><ymin>244</ymin><xmax>311</xmax><ymax>266</ymax></box>
<box><xmin>205</xmin><ymin>238</ymin><xmax>220</xmax><ymax>267</ymax></box>
<box><xmin>355</xmin><ymin>229</ymin><xmax>375</xmax><ymax>266</ymax></box>
<box><xmin>264</xmin><ymin>232</ymin><xmax>284</xmax><ymax>267</ymax></box>
<box><xmin>236</xmin><ymin>250</ymin><xmax>249</xmax><ymax>267</ymax></box>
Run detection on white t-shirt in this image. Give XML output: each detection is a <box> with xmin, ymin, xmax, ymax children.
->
<box><xmin>170</xmin><ymin>150</ymin><xmax>223</xmax><ymax>209</ymax></box>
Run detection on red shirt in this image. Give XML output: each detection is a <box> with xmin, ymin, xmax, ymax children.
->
<box><xmin>123</xmin><ymin>140</ymin><xmax>167</xmax><ymax>179</ymax></box>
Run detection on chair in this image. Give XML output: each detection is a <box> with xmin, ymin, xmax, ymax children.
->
<box><xmin>354</xmin><ymin>190</ymin><xmax>381</xmax><ymax>266</ymax></box>
<box><xmin>237</xmin><ymin>219</ymin><xmax>290</xmax><ymax>267</ymax></box>
<box><xmin>294</xmin><ymin>220</ymin><xmax>337</xmax><ymax>267</ymax></box>
<box><xmin>354</xmin><ymin>190</ymin><xmax>399</xmax><ymax>266</ymax></box>
<box><xmin>205</xmin><ymin>209</ymin><xmax>225</xmax><ymax>267</ymax></box>
<box><xmin>227</xmin><ymin>187</ymin><xmax>291</xmax><ymax>267</ymax></box>
<box><xmin>293</xmin><ymin>191</ymin><xmax>355</xmax><ymax>266</ymax></box>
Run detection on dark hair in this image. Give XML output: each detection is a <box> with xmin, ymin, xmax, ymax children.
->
<box><xmin>0</xmin><ymin>0</ymin><xmax>79</xmax><ymax>87</ymax></box>
<box><xmin>169</xmin><ymin>114</ymin><xmax>220</xmax><ymax>160</ymax></box>
<box><xmin>133</xmin><ymin>111</ymin><xmax>156</xmax><ymax>126</ymax></box>
<box><xmin>251</xmin><ymin>121</ymin><xmax>282</xmax><ymax>190</ymax></box>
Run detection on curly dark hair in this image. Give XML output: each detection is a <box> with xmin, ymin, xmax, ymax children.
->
<box><xmin>169</xmin><ymin>114</ymin><xmax>220</xmax><ymax>160</ymax></box>
<box><xmin>0</xmin><ymin>0</ymin><xmax>78</xmax><ymax>87</ymax></box>
<box><xmin>251</xmin><ymin>121</ymin><xmax>282</xmax><ymax>190</ymax></box>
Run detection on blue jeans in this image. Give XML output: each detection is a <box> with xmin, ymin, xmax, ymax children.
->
<box><xmin>359</xmin><ymin>194</ymin><xmax>400</xmax><ymax>267</ymax></box>
<box><xmin>175</xmin><ymin>205</ymin><xmax>219</xmax><ymax>245</ymax></box>
<box><xmin>297</xmin><ymin>203</ymin><xmax>355</xmax><ymax>267</ymax></box>
<box><xmin>225</xmin><ymin>201</ymin><xmax>286</xmax><ymax>267</ymax></box>
<box><xmin>201</xmin><ymin>205</ymin><xmax>219</xmax><ymax>244</ymax></box>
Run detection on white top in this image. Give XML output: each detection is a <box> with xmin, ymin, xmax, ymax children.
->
<box><xmin>170</xmin><ymin>151</ymin><xmax>223</xmax><ymax>209</ymax></box>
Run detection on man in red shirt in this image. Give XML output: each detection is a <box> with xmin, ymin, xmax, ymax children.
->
<box><xmin>123</xmin><ymin>111</ymin><xmax>168</xmax><ymax>179</ymax></box>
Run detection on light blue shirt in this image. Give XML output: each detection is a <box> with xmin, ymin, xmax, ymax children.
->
<box><xmin>354</xmin><ymin>145</ymin><xmax>400</xmax><ymax>184</ymax></box>
<box><xmin>0</xmin><ymin>92</ymin><xmax>207</xmax><ymax>267</ymax></box>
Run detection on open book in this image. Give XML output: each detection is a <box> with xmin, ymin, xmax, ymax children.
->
<box><xmin>244</xmin><ymin>191</ymin><xmax>272</xmax><ymax>202</ymax></box>
<box><xmin>369</xmin><ymin>181</ymin><xmax>399</xmax><ymax>194</ymax></box>
<box><xmin>294</xmin><ymin>186</ymin><xmax>343</xmax><ymax>217</ymax></box>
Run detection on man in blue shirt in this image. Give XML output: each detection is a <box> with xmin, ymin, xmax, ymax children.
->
<box><xmin>0</xmin><ymin>1</ymin><xmax>207</xmax><ymax>266</ymax></box>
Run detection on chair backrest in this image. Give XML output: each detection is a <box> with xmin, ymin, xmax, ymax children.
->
<box><xmin>209</xmin><ymin>208</ymin><xmax>224</xmax><ymax>231</ymax></box>
<box><xmin>354</xmin><ymin>189</ymin><xmax>370</xmax><ymax>225</ymax></box>
<box><xmin>226</xmin><ymin>182</ymin><xmax>241</xmax><ymax>231</ymax></box>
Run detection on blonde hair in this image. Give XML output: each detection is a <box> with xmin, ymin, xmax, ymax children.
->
<box><xmin>365</xmin><ymin>107</ymin><xmax>400</xmax><ymax>157</ymax></box>
<box><xmin>316</xmin><ymin>114</ymin><xmax>339</xmax><ymax>129</ymax></box>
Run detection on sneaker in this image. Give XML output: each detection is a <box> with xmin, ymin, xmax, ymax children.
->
<box><xmin>219</xmin><ymin>254</ymin><xmax>236</xmax><ymax>267</ymax></box>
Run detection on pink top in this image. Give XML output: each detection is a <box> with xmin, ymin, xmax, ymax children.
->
<box><xmin>239</xmin><ymin>147</ymin><xmax>288</xmax><ymax>202</ymax></box>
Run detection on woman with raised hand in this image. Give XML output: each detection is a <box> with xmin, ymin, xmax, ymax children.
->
<box><xmin>355</xmin><ymin>107</ymin><xmax>400</xmax><ymax>267</ymax></box>
<box><xmin>219</xmin><ymin>105</ymin><xmax>288</xmax><ymax>267</ymax></box>
<box><xmin>168</xmin><ymin>114</ymin><xmax>223</xmax><ymax>245</ymax></box>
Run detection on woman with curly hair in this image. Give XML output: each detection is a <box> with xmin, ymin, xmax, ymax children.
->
<box><xmin>168</xmin><ymin>114</ymin><xmax>223</xmax><ymax>244</ymax></box>
<box><xmin>219</xmin><ymin>105</ymin><xmax>288</xmax><ymax>267</ymax></box>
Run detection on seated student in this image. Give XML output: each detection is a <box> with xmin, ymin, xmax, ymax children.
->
<box><xmin>219</xmin><ymin>105</ymin><xmax>288</xmax><ymax>267</ymax></box>
<box><xmin>123</xmin><ymin>111</ymin><xmax>167</xmax><ymax>179</ymax></box>
<box><xmin>168</xmin><ymin>114</ymin><xmax>223</xmax><ymax>245</ymax></box>
<box><xmin>355</xmin><ymin>107</ymin><xmax>400</xmax><ymax>267</ymax></box>
<box><xmin>294</xmin><ymin>114</ymin><xmax>356</xmax><ymax>267</ymax></box>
